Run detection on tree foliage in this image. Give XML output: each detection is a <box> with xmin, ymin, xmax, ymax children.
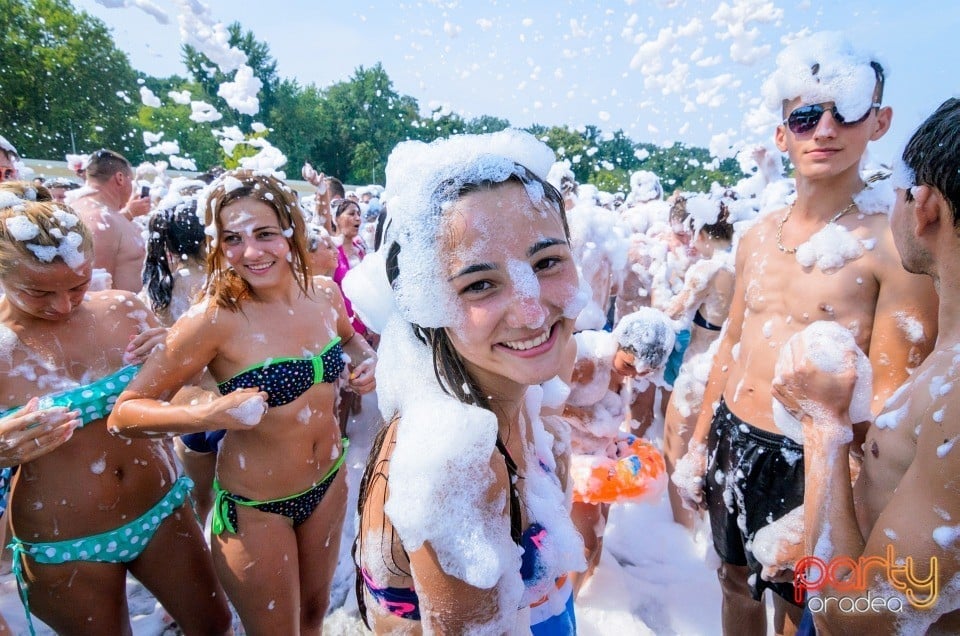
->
<box><xmin>7</xmin><ymin>2</ymin><xmax>744</xmax><ymax>193</ymax></box>
<box><xmin>0</xmin><ymin>0</ymin><xmax>140</xmax><ymax>159</ymax></box>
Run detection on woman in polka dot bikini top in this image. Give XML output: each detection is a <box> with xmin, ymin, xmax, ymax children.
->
<box><xmin>108</xmin><ymin>170</ymin><xmax>378</xmax><ymax>635</ymax></box>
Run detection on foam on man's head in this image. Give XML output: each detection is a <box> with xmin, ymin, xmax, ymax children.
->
<box><xmin>761</xmin><ymin>31</ymin><xmax>885</xmax><ymax>122</ymax></box>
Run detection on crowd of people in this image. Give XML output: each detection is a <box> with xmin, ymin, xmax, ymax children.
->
<box><xmin>0</xmin><ymin>29</ymin><xmax>957</xmax><ymax>635</ymax></box>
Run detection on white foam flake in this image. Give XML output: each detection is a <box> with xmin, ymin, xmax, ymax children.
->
<box><xmin>217</xmin><ymin>65</ymin><xmax>262</xmax><ymax>115</ymax></box>
<box><xmin>139</xmin><ymin>86</ymin><xmax>161</xmax><ymax>108</ymax></box>
<box><xmin>227</xmin><ymin>396</ymin><xmax>266</xmax><ymax>427</ymax></box>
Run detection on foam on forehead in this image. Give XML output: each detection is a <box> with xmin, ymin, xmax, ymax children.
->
<box><xmin>761</xmin><ymin>31</ymin><xmax>883</xmax><ymax>122</ymax></box>
<box><xmin>382</xmin><ymin>129</ymin><xmax>557</xmax><ymax>327</ymax></box>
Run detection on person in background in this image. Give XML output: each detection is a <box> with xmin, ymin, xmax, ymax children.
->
<box><xmin>41</xmin><ymin>177</ymin><xmax>80</xmax><ymax>205</ymax></box>
<box><xmin>68</xmin><ymin>149</ymin><xmax>151</xmax><ymax>292</ymax></box>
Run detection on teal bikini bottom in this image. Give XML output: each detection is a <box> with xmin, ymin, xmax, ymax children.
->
<box><xmin>9</xmin><ymin>475</ymin><xmax>193</xmax><ymax>635</ymax></box>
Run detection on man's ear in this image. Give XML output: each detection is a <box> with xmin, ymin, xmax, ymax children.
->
<box><xmin>870</xmin><ymin>106</ymin><xmax>893</xmax><ymax>141</ymax></box>
<box><xmin>774</xmin><ymin>124</ymin><xmax>788</xmax><ymax>153</ymax></box>
<box><xmin>912</xmin><ymin>185</ymin><xmax>941</xmax><ymax>235</ymax></box>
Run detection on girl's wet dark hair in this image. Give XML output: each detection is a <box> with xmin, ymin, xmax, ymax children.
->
<box><xmin>703</xmin><ymin>192</ymin><xmax>736</xmax><ymax>242</ymax></box>
<box><xmin>142</xmin><ymin>199</ymin><xmax>205</xmax><ymax>313</ymax></box>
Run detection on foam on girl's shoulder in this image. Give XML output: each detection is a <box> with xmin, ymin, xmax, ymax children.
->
<box><xmin>376</xmin><ymin>314</ymin><xmax>521</xmax><ymax>601</ymax></box>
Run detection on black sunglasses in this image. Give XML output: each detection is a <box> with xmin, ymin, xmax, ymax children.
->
<box><xmin>784</xmin><ymin>102</ymin><xmax>881</xmax><ymax>135</ymax></box>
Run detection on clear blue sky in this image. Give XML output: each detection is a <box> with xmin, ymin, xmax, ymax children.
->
<box><xmin>74</xmin><ymin>0</ymin><xmax>958</xmax><ymax>165</ymax></box>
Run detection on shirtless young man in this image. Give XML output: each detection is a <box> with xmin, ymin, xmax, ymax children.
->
<box><xmin>68</xmin><ymin>149</ymin><xmax>151</xmax><ymax>292</ymax></box>
<box><xmin>675</xmin><ymin>32</ymin><xmax>939</xmax><ymax>635</ymax></box>
<box><xmin>774</xmin><ymin>97</ymin><xmax>960</xmax><ymax>634</ymax></box>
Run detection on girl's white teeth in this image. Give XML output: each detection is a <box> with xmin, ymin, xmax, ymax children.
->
<box><xmin>503</xmin><ymin>329</ymin><xmax>550</xmax><ymax>351</ymax></box>
<box><xmin>248</xmin><ymin>263</ymin><xmax>271</xmax><ymax>271</ymax></box>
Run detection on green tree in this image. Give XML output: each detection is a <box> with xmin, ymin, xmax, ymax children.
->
<box><xmin>0</xmin><ymin>0</ymin><xmax>140</xmax><ymax>159</ymax></box>
<box><xmin>310</xmin><ymin>63</ymin><xmax>419</xmax><ymax>184</ymax></box>
<box><xmin>464</xmin><ymin>115</ymin><xmax>510</xmax><ymax>135</ymax></box>
<box><xmin>266</xmin><ymin>79</ymin><xmax>325</xmax><ymax>172</ymax></box>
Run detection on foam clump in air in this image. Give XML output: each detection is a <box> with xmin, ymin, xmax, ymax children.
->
<box><xmin>772</xmin><ymin>321</ymin><xmax>873</xmax><ymax>445</ymax></box>
<box><xmin>761</xmin><ymin>31</ymin><xmax>884</xmax><ymax>123</ymax></box>
<box><xmin>376</xmin><ymin>129</ymin><xmax>557</xmax><ymax>329</ymax></box>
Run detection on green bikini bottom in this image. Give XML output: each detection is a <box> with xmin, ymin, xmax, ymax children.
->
<box><xmin>211</xmin><ymin>438</ymin><xmax>348</xmax><ymax>535</ymax></box>
<box><xmin>9</xmin><ymin>475</ymin><xmax>193</xmax><ymax>636</ymax></box>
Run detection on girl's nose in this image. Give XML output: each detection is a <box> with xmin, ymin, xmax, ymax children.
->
<box><xmin>506</xmin><ymin>293</ymin><xmax>546</xmax><ymax>330</ymax></box>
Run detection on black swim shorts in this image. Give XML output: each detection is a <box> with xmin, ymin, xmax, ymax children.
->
<box><xmin>704</xmin><ymin>397</ymin><xmax>805</xmax><ymax>605</ymax></box>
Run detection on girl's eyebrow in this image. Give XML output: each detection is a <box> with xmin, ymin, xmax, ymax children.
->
<box><xmin>449</xmin><ymin>238</ymin><xmax>566</xmax><ymax>281</ymax></box>
<box><xmin>449</xmin><ymin>262</ymin><xmax>495</xmax><ymax>281</ymax></box>
<box><xmin>528</xmin><ymin>237</ymin><xmax>566</xmax><ymax>256</ymax></box>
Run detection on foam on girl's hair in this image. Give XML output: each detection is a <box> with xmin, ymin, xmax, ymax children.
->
<box><xmin>761</xmin><ymin>31</ymin><xmax>884</xmax><ymax>122</ymax></box>
<box><xmin>379</xmin><ymin>129</ymin><xmax>557</xmax><ymax>328</ymax></box>
<box><xmin>0</xmin><ymin>199</ymin><xmax>88</xmax><ymax>270</ymax></box>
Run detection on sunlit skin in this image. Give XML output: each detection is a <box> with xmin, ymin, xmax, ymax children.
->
<box><xmin>2</xmin><ymin>259</ymin><xmax>92</xmax><ymax>322</ymax></box>
<box><xmin>220</xmin><ymin>199</ymin><xmax>292</xmax><ymax>289</ymax></box>
<box><xmin>443</xmin><ymin>182</ymin><xmax>580</xmax><ymax>402</ymax></box>
<box><xmin>890</xmin><ymin>186</ymin><xmax>934</xmax><ymax>278</ymax></box>
<box><xmin>109</xmin><ymin>184</ymin><xmax>377</xmax><ymax>635</ymax></box>
<box><xmin>0</xmin><ymin>248</ymin><xmax>232</xmax><ymax>635</ymax></box>
<box><xmin>70</xmin><ymin>166</ymin><xmax>149</xmax><ymax>292</ymax></box>
<box><xmin>309</xmin><ymin>233</ymin><xmax>340</xmax><ymax>278</ymax></box>
<box><xmin>680</xmin><ymin>87</ymin><xmax>939</xmax><ymax>636</ymax></box>
<box><xmin>359</xmin><ymin>179</ymin><xmax>582</xmax><ymax>634</ymax></box>
<box><xmin>336</xmin><ymin>203</ymin><xmax>362</xmax><ymax>241</ymax></box>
